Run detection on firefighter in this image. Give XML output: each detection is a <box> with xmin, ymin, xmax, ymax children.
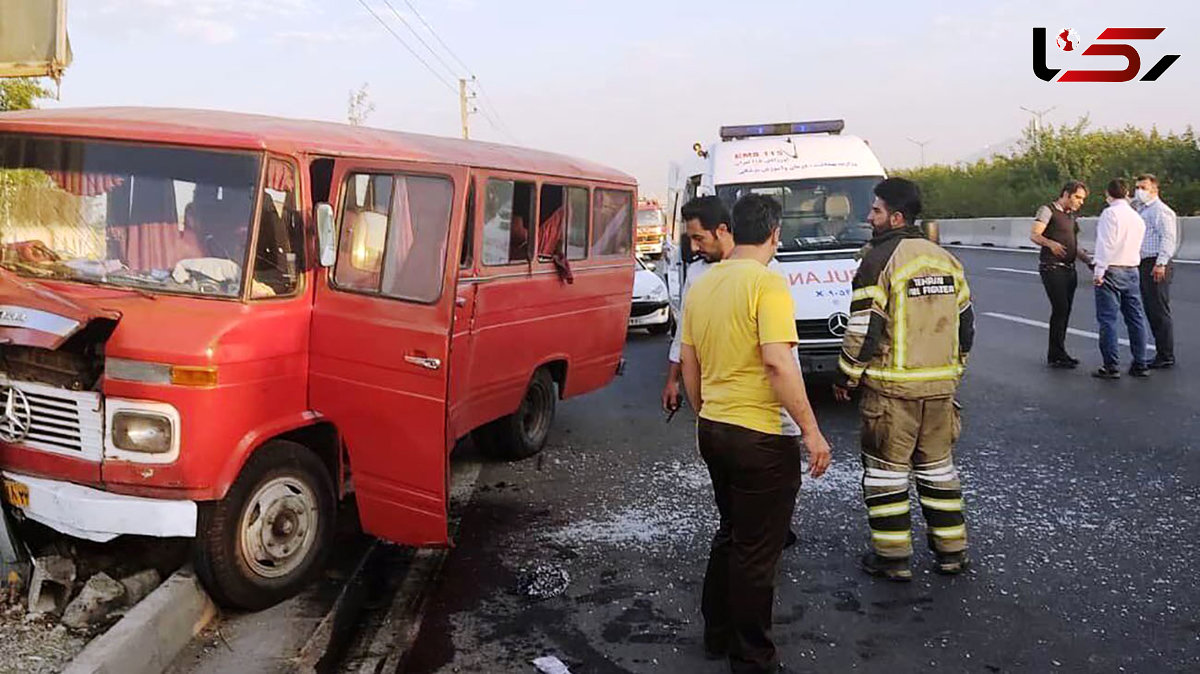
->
<box><xmin>833</xmin><ymin>178</ymin><xmax>975</xmax><ymax>581</ymax></box>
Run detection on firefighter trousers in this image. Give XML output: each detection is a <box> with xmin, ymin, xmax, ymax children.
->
<box><xmin>859</xmin><ymin>388</ymin><xmax>967</xmax><ymax>560</ymax></box>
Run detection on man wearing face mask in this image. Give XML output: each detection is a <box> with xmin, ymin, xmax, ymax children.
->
<box><xmin>1134</xmin><ymin>174</ymin><xmax>1178</xmax><ymax>369</ymax></box>
<box><xmin>833</xmin><ymin>178</ymin><xmax>975</xmax><ymax>581</ymax></box>
<box><xmin>680</xmin><ymin>194</ymin><xmax>832</xmax><ymax>673</ymax></box>
<box><xmin>1092</xmin><ymin>179</ymin><xmax>1151</xmax><ymax>379</ymax></box>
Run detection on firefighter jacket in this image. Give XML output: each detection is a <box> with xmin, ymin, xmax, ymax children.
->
<box><xmin>836</xmin><ymin>225</ymin><xmax>975</xmax><ymax>399</ymax></box>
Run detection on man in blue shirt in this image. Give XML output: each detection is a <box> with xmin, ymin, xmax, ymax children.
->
<box><xmin>1134</xmin><ymin>174</ymin><xmax>1178</xmax><ymax>369</ymax></box>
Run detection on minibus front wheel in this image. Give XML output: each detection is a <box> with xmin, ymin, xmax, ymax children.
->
<box><xmin>472</xmin><ymin>368</ymin><xmax>556</xmax><ymax>460</ymax></box>
<box><xmin>193</xmin><ymin>440</ymin><xmax>336</xmax><ymax>610</ymax></box>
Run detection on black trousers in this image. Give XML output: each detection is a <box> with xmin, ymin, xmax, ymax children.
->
<box><xmin>698</xmin><ymin>418</ymin><xmax>801</xmax><ymax>674</ymax></box>
<box><xmin>1139</xmin><ymin>257</ymin><xmax>1174</xmax><ymax>361</ymax></box>
<box><xmin>1039</xmin><ymin>264</ymin><xmax>1078</xmax><ymax>362</ymax></box>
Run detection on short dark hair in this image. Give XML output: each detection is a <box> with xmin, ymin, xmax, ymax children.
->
<box><xmin>1106</xmin><ymin>179</ymin><xmax>1130</xmax><ymax>199</ymax></box>
<box><xmin>730</xmin><ymin>194</ymin><xmax>782</xmax><ymax>245</ymax></box>
<box><xmin>1060</xmin><ymin>180</ymin><xmax>1088</xmax><ymax>198</ymax></box>
<box><xmin>873</xmin><ymin>178</ymin><xmax>922</xmax><ymax>225</ymax></box>
<box><xmin>679</xmin><ymin>195</ymin><xmax>730</xmax><ymax>233</ymax></box>
<box><xmin>1136</xmin><ymin>173</ymin><xmax>1159</xmax><ymax>187</ymax></box>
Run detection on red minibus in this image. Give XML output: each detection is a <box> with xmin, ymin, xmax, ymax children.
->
<box><xmin>0</xmin><ymin>108</ymin><xmax>635</xmax><ymax>608</ymax></box>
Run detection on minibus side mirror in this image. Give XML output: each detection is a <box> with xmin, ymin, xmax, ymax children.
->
<box><xmin>316</xmin><ymin>203</ymin><xmax>336</xmax><ymax>267</ymax></box>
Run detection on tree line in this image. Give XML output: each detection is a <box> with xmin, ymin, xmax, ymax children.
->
<box><xmin>893</xmin><ymin>119</ymin><xmax>1200</xmax><ymax>218</ymax></box>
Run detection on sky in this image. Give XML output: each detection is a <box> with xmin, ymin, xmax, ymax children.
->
<box><xmin>39</xmin><ymin>0</ymin><xmax>1200</xmax><ymax>197</ymax></box>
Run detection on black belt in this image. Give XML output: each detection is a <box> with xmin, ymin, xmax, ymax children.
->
<box><xmin>1107</xmin><ymin>264</ymin><xmax>1136</xmax><ymax>269</ymax></box>
<box><xmin>1039</xmin><ymin>262</ymin><xmax>1074</xmax><ymax>270</ymax></box>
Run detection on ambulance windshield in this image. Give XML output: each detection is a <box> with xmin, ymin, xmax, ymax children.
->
<box><xmin>716</xmin><ymin>176</ymin><xmax>882</xmax><ymax>251</ymax></box>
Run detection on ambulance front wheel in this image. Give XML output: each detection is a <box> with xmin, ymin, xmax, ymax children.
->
<box><xmin>473</xmin><ymin>368</ymin><xmax>556</xmax><ymax>460</ymax></box>
<box><xmin>193</xmin><ymin>440</ymin><xmax>336</xmax><ymax>610</ymax></box>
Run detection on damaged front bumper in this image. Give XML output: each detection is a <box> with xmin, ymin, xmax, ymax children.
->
<box><xmin>2</xmin><ymin>471</ymin><xmax>196</xmax><ymax>542</ymax></box>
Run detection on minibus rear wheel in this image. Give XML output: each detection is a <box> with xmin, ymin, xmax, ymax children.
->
<box><xmin>472</xmin><ymin>368</ymin><xmax>556</xmax><ymax>460</ymax></box>
<box><xmin>193</xmin><ymin>440</ymin><xmax>336</xmax><ymax>610</ymax></box>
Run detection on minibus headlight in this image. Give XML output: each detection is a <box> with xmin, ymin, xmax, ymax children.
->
<box><xmin>111</xmin><ymin>412</ymin><xmax>173</xmax><ymax>454</ymax></box>
<box><xmin>649</xmin><ymin>284</ymin><xmax>668</xmax><ymax>301</ymax></box>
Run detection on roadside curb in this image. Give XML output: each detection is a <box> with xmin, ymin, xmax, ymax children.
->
<box><xmin>290</xmin><ymin>539</ymin><xmax>381</xmax><ymax>673</ymax></box>
<box><xmin>63</xmin><ymin>566</ymin><xmax>216</xmax><ymax>674</ymax></box>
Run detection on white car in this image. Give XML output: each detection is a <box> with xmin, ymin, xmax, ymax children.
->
<box><xmin>628</xmin><ymin>257</ymin><xmax>673</xmax><ymax>335</ymax></box>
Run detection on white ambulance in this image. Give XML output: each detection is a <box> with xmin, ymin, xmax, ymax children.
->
<box><xmin>666</xmin><ymin>119</ymin><xmax>886</xmax><ymax>377</ymax></box>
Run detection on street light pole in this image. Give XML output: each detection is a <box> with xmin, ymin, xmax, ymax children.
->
<box><xmin>1020</xmin><ymin>105</ymin><xmax>1057</xmax><ymax>150</ymax></box>
<box><xmin>907</xmin><ymin>137</ymin><xmax>932</xmax><ymax>167</ymax></box>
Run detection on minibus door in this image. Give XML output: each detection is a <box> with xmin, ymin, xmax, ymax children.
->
<box><xmin>309</xmin><ymin>159</ymin><xmax>467</xmax><ymax>546</ymax></box>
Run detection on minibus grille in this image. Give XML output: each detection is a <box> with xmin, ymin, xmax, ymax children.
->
<box><xmin>0</xmin><ymin>380</ymin><xmax>104</xmax><ymax>460</ymax></box>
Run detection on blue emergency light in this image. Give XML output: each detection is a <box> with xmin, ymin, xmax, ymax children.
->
<box><xmin>718</xmin><ymin>119</ymin><xmax>845</xmax><ymax>140</ymax></box>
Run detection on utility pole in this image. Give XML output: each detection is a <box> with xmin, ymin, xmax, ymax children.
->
<box><xmin>459</xmin><ymin>78</ymin><xmax>470</xmax><ymax>140</ymax></box>
<box><xmin>907</xmin><ymin>137</ymin><xmax>932</xmax><ymax>167</ymax></box>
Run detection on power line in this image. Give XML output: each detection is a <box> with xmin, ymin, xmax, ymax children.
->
<box><xmin>355</xmin><ymin>0</ymin><xmax>456</xmax><ymax>94</ymax></box>
<box><xmin>472</xmin><ymin>79</ymin><xmax>520</xmax><ymax>144</ymax></box>
<box><xmin>393</xmin><ymin>0</ymin><xmax>520</xmax><ymax>141</ymax></box>
<box><xmin>401</xmin><ymin>0</ymin><xmax>475</xmax><ymax>77</ymax></box>
<box><xmin>379</xmin><ymin>0</ymin><xmax>460</xmax><ymax>82</ymax></box>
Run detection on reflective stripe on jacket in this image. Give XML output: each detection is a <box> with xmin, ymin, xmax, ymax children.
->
<box><xmin>836</xmin><ymin>226</ymin><xmax>975</xmax><ymax>398</ymax></box>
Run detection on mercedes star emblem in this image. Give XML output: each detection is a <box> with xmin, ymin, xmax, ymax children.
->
<box><xmin>827</xmin><ymin>312</ymin><xmax>851</xmax><ymax>337</ymax></box>
<box><xmin>0</xmin><ymin>385</ymin><xmax>33</xmax><ymax>444</ymax></box>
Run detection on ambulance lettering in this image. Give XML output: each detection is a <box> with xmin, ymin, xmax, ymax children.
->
<box><xmin>788</xmin><ymin>269</ymin><xmax>854</xmax><ymax>286</ymax></box>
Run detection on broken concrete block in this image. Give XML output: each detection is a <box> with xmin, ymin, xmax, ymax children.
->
<box><xmin>118</xmin><ymin>569</ymin><xmax>162</xmax><ymax>607</ymax></box>
<box><xmin>27</xmin><ymin>555</ymin><xmax>76</xmax><ymax>615</ymax></box>
<box><xmin>61</xmin><ymin>572</ymin><xmax>126</xmax><ymax>630</ymax></box>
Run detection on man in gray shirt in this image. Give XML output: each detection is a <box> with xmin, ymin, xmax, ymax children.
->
<box><xmin>1029</xmin><ymin>181</ymin><xmax>1093</xmax><ymax>368</ymax></box>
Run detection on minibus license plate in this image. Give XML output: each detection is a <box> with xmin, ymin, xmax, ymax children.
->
<box><xmin>3</xmin><ymin>479</ymin><xmax>29</xmax><ymax>508</ymax></box>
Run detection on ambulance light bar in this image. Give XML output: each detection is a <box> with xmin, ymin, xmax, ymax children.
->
<box><xmin>719</xmin><ymin>119</ymin><xmax>845</xmax><ymax>140</ymax></box>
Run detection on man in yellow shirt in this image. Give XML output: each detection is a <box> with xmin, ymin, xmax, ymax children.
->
<box><xmin>681</xmin><ymin>193</ymin><xmax>833</xmax><ymax>674</ymax></box>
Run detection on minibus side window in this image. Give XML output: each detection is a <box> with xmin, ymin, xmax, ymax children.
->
<box><xmin>482</xmin><ymin>179</ymin><xmax>535</xmax><ymax>266</ymax></box>
<box><xmin>460</xmin><ymin>180</ymin><xmax>475</xmax><ymax>269</ymax></box>
<box><xmin>251</xmin><ymin>159</ymin><xmax>304</xmax><ymax>298</ymax></box>
<box><xmin>566</xmin><ymin>186</ymin><xmax>589</xmax><ymax>261</ymax></box>
<box><xmin>335</xmin><ymin>173</ymin><xmax>391</xmax><ymax>291</ymax></box>
<box><xmin>334</xmin><ymin>171</ymin><xmax>454</xmax><ymax>303</ymax></box>
<box><xmin>537</xmin><ymin>184</ymin><xmax>565</xmax><ymax>261</ymax></box>
<box><xmin>592</xmin><ymin>188</ymin><xmax>633</xmax><ymax>257</ymax></box>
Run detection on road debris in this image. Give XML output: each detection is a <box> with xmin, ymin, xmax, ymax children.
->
<box><xmin>27</xmin><ymin>555</ymin><xmax>76</xmax><ymax>616</ymax></box>
<box><xmin>61</xmin><ymin>572</ymin><xmax>125</xmax><ymax>631</ymax></box>
<box><xmin>517</xmin><ymin>563</ymin><xmax>570</xmax><ymax>600</ymax></box>
<box><xmin>532</xmin><ymin>654</ymin><xmax>572</xmax><ymax>673</ymax></box>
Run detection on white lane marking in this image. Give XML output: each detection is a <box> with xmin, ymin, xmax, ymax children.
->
<box><xmin>987</xmin><ymin>267</ymin><xmax>1040</xmax><ymax>276</ymax></box>
<box><xmin>947</xmin><ymin>244</ymin><xmax>1200</xmax><ymax>265</ymax></box>
<box><xmin>983</xmin><ymin>312</ymin><xmax>1155</xmax><ymax>351</ymax></box>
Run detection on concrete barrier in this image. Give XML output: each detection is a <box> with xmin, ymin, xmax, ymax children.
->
<box><xmin>936</xmin><ymin>215</ymin><xmax>1199</xmax><ymax>261</ymax></box>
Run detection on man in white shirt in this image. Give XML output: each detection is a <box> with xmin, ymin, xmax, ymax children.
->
<box><xmin>663</xmin><ymin>196</ymin><xmax>735</xmax><ymax>412</ymax></box>
<box><xmin>1134</xmin><ymin>173</ymin><xmax>1178</xmax><ymax>369</ymax></box>
<box><xmin>662</xmin><ymin>197</ymin><xmax>802</xmax><ymax>436</ymax></box>
<box><xmin>1091</xmin><ymin>179</ymin><xmax>1151</xmax><ymax>379</ymax></box>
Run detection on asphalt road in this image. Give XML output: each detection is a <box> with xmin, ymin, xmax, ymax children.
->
<box><xmin>399</xmin><ymin>247</ymin><xmax>1200</xmax><ymax>673</ymax></box>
